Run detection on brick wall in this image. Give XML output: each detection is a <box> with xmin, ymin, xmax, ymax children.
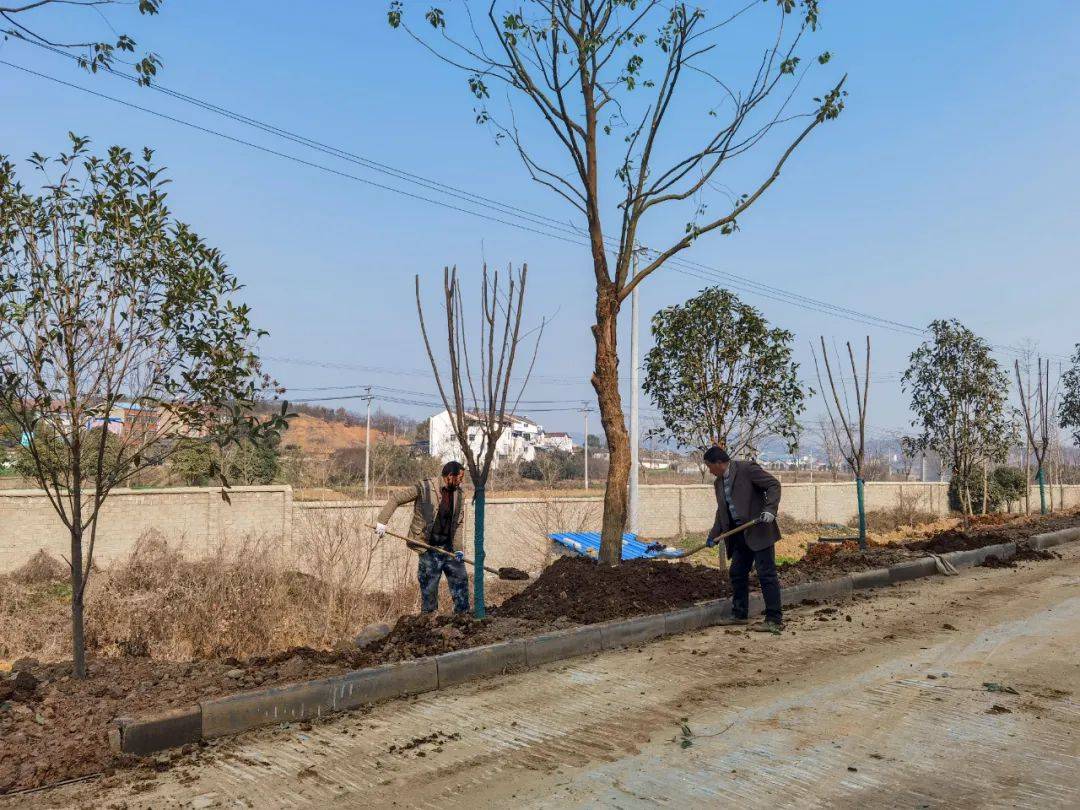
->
<box><xmin>2</xmin><ymin>482</ymin><xmax>1077</xmax><ymax>585</ymax></box>
<box><xmin>0</xmin><ymin>486</ymin><xmax>291</xmax><ymax>572</ymax></box>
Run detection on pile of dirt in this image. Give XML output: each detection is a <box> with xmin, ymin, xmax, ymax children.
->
<box><xmin>777</xmin><ymin>542</ymin><xmax>917</xmax><ymax>584</ymax></box>
<box><xmin>494</xmin><ymin>556</ymin><xmax>729</xmax><ymax>624</ymax></box>
<box><xmin>907</xmin><ymin>511</ymin><xmax>1080</xmax><ymax>554</ymax></box>
<box><xmin>979</xmin><ymin>554</ymin><xmax>1016</xmax><ymax>569</ymax></box>
<box><xmin>1012</xmin><ymin>545</ymin><xmax>1058</xmax><ymax>563</ymax></box>
<box><xmin>362</xmin><ymin>613</ymin><xmax>542</xmax><ymax>662</ymax></box>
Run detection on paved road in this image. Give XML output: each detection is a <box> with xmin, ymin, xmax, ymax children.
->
<box><xmin>29</xmin><ymin>546</ymin><xmax>1080</xmax><ymax>808</ymax></box>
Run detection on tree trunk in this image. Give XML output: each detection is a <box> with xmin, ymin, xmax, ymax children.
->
<box><xmin>981</xmin><ymin>464</ymin><xmax>989</xmax><ymax>515</ymax></box>
<box><xmin>855</xmin><ymin>477</ymin><xmax>867</xmax><ymax>550</ymax></box>
<box><xmin>593</xmin><ymin>289</ymin><xmax>629</xmax><ymax>566</ymax></box>
<box><xmin>70</xmin><ymin>523</ymin><xmax>87</xmax><ymax>679</ymax></box>
<box><xmin>472</xmin><ymin>485</ymin><xmax>486</xmax><ymax>618</ymax></box>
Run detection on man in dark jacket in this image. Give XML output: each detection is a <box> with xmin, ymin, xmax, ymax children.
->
<box><xmin>375</xmin><ymin>461</ymin><xmax>469</xmax><ymax>615</ymax></box>
<box><xmin>703</xmin><ymin>446</ymin><xmax>784</xmax><ymax>631</ymax></box>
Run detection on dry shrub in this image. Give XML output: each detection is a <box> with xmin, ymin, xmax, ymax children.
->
<box><xmin>853</xmin><ymin>489</ymin><xmax>938</xmax><ymax>534</ymax></box>
<box><xmin>0</xmin><ymin>551</ymin><xmax>71</xmax><ymax>661</ymax></box>
<box><xmin>292</xmin><ymin>509</ymin><xmax>418</xmax><ymax>636</ymax></box>
<box><xmin>516</xmin><ymin>497</ymin><xmax>601</xmax><ymax>571</ymax></box>
<box><xmin>9</xmin><ymin>549</ymin><xmax>68</xmax><ymax>584</ymax></box>
<box><xmin>84</xmin><ymin>523</ymin><xmax>419</xmax><ymax>661</ymax></box>
<box><xmin>85</xmin><ymin>531</ymin><xmax>297</xmax><ymax>659</ymax></box>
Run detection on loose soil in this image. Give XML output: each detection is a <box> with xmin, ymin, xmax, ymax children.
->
<box><xmin>496</xmin><ymin>556</ymin><xmax>729</xmax><ymax>624</ymax></box>
<box><xmin>2</xmin><ymin>509</ymin><xmax>1077</xmax><ymax>796</ymax></box>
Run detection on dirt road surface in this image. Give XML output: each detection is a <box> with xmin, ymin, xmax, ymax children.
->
<box><xmin>14</xmin><ymin>546</ymin><xmax>1080</xmax><ymax>809</ymax></box>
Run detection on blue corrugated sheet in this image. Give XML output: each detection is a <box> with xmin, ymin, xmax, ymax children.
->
<box><xmin>549</xmin><ymin>531</ymin><xmax>684</xmax><ymax>561</ymax></box>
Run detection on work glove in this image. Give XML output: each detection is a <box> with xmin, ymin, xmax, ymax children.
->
<box><xmin>705</xmin><ymin>536</ymin><xmax>718</xmax><ymax>548</ymax></box>
<box><xmin>374</xmin><ymin>522</ymin><xmax>387</xmax><ymax>538</ymax></box>
<box><xmin>758</xmin><ymin>512</ymin><xmax>775</xmax><ymax>524</ymax></box>
<box><xmin>454</xmin><ymin>550</ymin><xmax>465</xmax><ymax>562</ymax></box>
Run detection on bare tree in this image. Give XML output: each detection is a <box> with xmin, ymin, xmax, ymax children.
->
<box><xmin>415</xmin><ymin>265</ymin><xmax>542</xmax><ymax>616</ymax></box>
<box><xmin>811</xmin><ymin>415</ymin><xmax>843</xmax><ymax>478</ymax></box>
<box><xmin>388</xmin><ymin>1</ymin><xmax>846</xmax><ymax>564</ymax></box>
<box><xmin>1015</xmin><ymin>357</ymin><xmax>1055</xmax><ymax>514</ymax></box>
<box><xmin>1</xmin><ymin>0</ymin><xmax>163</xmax><ymax>83</ymax></box>
<box><xmin>812</xmin><ymin>336</ymin><xmax>870</xmax><ymax>548</ymax></box>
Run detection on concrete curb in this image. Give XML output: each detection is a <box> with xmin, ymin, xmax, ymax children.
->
<box><xmin>332</xmin><ymin>659</ymin><xmax>438</xmax><ymax>711</ymax></box>
<box><xmin>888</xmin><ymin>557</ymin><xmax>938</xmax><ymax>583</ymax></box>
<box><xmin>699</xmin><ymin>599</ymin><xmax>732</xmax><ymax>626</ymax></box>
<box><xmin>664</xmin><ymin>604</ymin><xmax>708</xmax><ymax>635</ymax></box>
<box><xmin>112</xmin><ymin>532</ymin><xmax>1080</xmax><ymax>755</ymax></box>
<box><xmin>436</xmin><ymin>640</ymin><xmax>527</xmax><ymax>688</ymax></box>
<box><xmin>801</xmin><ymin>575</ymin><xmax>855</xmax><ymax>601</ymax></box>
<box><xmin>780</xmin><ymin>582</ymin><xmax>812</xmax><ymax>606</ymax></box>
<box><xmin>850</xmin><ymin>568</ymin><xmax>892</xmax><ymax>590</ymax></box>
<box><xmin>941</xmin><ymin>542</ymin><xmax>1016</xmax><ymax>570</ymax></box>
<box><xmin>1032</xmin><ymin>526</ymin><xmax>1080</xmax><ymax>550</ymax></box>
<box><xmin>599</xmin><ymin>614</ymin><xmax>667</xmax><ymax>650</ymax></box>
<box><xmin>525</xmin><ymin>626</ymin><xmax>603</xmax><ymax>667</ymax></box>
<box><xmin>112</xmin><ymin>706</ymin><xmax>202</xmax><ymax>755</ymax></box>
<box><xmin>201</xmin><ymin>677</ymin><xmax>338</xmax><ymax>739</ymax></box>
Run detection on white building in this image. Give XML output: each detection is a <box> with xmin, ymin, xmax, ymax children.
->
<box><xmin>538</xmin><ymin>431</ymin><xmax>575</xmax><ymax>453</ymax></box>
<box><xmin>428</xmin><ymin>409</ymin><xmax>546</xmax><ymax>467</ymax></box>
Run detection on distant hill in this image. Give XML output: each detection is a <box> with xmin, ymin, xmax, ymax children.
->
<box><xmin>280</xmin><ymin>414</ymin><xmax>411</xmax><ymax>457</ymax></box>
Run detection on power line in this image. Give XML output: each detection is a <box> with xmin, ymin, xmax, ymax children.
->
<box><xmin>2</xmin><ymin>51</ymin><xmax>1065</xmax><ymax>362</ymax></box>
<box><xmin>4</xmin><ymin>40</ymin><xmax>968</xmax><ymax>342</ymax></box>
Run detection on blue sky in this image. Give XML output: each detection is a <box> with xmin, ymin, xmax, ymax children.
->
<box><xmin>2</xmin><ymin>1</ymin><xmax>1078</xmax><ymax>445</ymax></box>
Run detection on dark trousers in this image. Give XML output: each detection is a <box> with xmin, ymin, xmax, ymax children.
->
<box><xmin>728</xmin><ymin>535</ymin><xmax>782</xmax><ymax>623</ymax></box>
<box><xmin>417</xmin><ymin>550</ymin><xmax>470</xmax><ymax>614</ymax></box>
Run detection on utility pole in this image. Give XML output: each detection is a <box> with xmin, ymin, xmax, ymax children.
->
<box><xmin>581</xmin><ymin>402</ymin><xmax>592</xmax><ymax>490</ymax></box>
<box><xmin>363</xmin><ymin>386</ymin><xmax>373</xmax><ymax>498</ymax></box>
<box><xmin>628</xmin><ymin>259</ymin><xmax>640</xmax><ymax>535</ymax></box>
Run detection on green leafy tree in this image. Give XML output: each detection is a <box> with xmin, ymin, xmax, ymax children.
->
<box><xmin>1061</xmin><ymin>344</ymin><xmax>1080</xmax><ymax>449</ymax></box>
<box><xmin>991</xmin><ymin>466</ymin><xmax>1028</xmax><ymax>506</ymax></box>
<box><xmin>169</xmin><ymin>437</ymin><xmax>215</xmax><ymax>486</ymax></box>
<box><xmin>902</xmin><ymin>320</ymin><xmax>1012</xmax><ymax>516</ymax></box>
<box><xmin>388</xmin><ymin>0</ymin><xmax>846</xmax><ymax>565</ymax></box>
<box><xmin>0</xmin><ymin>136</ymin><xmax>291</xmax><ymax>677</ymax></box>
<box><xmin>1</xmin><ymin>0</ymin><xmax>164</xmax><ymax>84</ymax></box>
<box><xmin>225</xmin><ymin>441</ymin><xmax>279</xmax><ymax>485</ymax></box>
<box><xmin>643</xmin><ymin>288</ymin><xmax>807</xmax><ymax>456</ymax></box>
<box><xmin>13</xmin><ymin>428</ymin><xmax>128</xmax><ymax>483</ymax></box>
<box><xmin>948</xmin><ymin>469</ymin><xmax>1006</xmax><ymax>514</ymax></box>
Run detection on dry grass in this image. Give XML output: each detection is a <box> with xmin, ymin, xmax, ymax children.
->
<box><xmin>0</xmin><ymin>515</ymin><xmax>436</xmax><ymax>663</ymax></box>
<box><xmin>0</xmin><ymin>552</ymin><xmax>73</xmax><ymax>662</ymax></box>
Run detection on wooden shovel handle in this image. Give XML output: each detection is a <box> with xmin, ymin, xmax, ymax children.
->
<box><xmin>367</xmin><ymin>524</ymin><xmax>502</xmax><ymax>577</ymax></box>
<box><xmin>679</xmin><ymin>518</ymin><xmax>762</xmax><ymax>559</ymax></box>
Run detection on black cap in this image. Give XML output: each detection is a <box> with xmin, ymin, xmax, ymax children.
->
<box><xmin>703</xmin><ymin>446</ymin><xmax>730</xmax><ymax>464</ymax></box>
<box><xmin>441</xmin><ymin>460</ymin><xmax>464</xmax><ymax>476</ymax></box>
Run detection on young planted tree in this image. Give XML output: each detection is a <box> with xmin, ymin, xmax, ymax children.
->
<box><xmin>2</xmin><ymin>0</ymin><xmax>164</xmax><ymax>83</ymax></box>
<box><xmin>0</xmin><ymin>137</ymin><xmax>290</xmax><ymax>677</ymax></box>
<box><xmin>388</xmin><ymin>0</ymin><xmax>846</xmax><ymax>564</ymax></box>
<box><xmin>643</xmin><ymin>287</ymin><xmax>806</xmax><ymax>456</ymax></box>
<box><xmin>1015</xmin><ymin>357</ymin><xmax>1056</xmax><ymax>514</ymax></box>
<box><xmin>415</xmin><ymin>265</ymin><xmax>542</xmax><ymax>617</ymax></box>
<box><xmin>902</xmin><ymin>320</ymin><xmax>1011</xmax><ymax>517</ymax></box>
<box><xmin>1061</xmin><ymin>344</ymin><xmax>1080</xmax><ymax>454</ymax></box>
<box><xmin>811</xmin><ymin>336</ymin><xmax>870</xmax><ymax>548</ymax></box>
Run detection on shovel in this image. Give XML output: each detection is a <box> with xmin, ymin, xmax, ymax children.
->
<box><xmin>368</xmin><ymin>525</ymin><xmax>530</xmax><ymax>581</ymax></box>
<box><xmin>675</xmin><ymin>518</ymin><xmax>763</xmax><ymax>560</ymax></box>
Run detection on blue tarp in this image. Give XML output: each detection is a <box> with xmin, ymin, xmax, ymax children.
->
<box><xmin>549</xmin><ymin>531</ymin><xmax>684</xmax><ymax>561</ymax></box>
